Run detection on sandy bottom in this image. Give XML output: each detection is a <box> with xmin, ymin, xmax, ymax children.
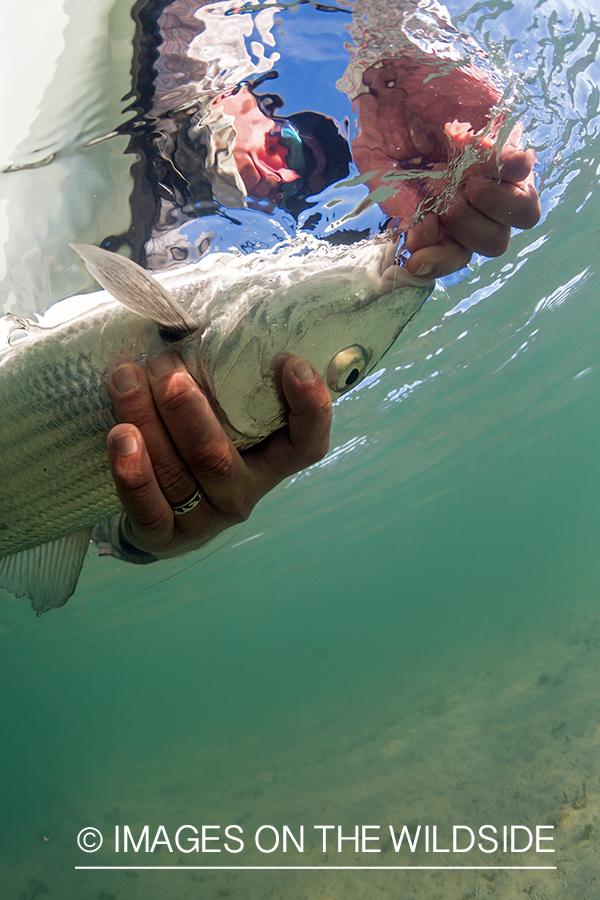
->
<box><xmin>3</xmin><ymin>590</ymin><xmax>600</xmax><ymax>900</ymax></box>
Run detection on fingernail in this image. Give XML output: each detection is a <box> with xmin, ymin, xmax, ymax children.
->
<box><xmin>149</xmin><ymin>355</ymin><xmax>176</xmax><ymax>378</ymax></box>
<box><xmin>113</xmin><ymin>429</ymin><xmax>138</xmax><ymax>457</ymax></box>
<box><xmin>112</xmin><ymin>365</ymin><xmax>138</xmax><ymax>394</ymax></box>
<box><xmin>292</xmin><ymin>358</ymin><xmax>315</xmax><ymax>384</ymax></box>
<box><xmin>414</xmin><ymin>261</ymin><xmax>434</xmax><ymax>277</ymax></box>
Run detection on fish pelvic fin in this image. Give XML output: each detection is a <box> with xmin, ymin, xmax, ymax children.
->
<box><xmin>71</xmin><ymin>243</ymin><xmax>197</xmax><ymax>338</ymax></box>
<box><xmin>0</xmin><ymin>527</ymin><xmax>93</xmax><ymax>615</ymax></box>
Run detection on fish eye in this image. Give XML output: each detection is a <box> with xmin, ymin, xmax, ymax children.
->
<box><xmin>326</xmin><ymin>345</ymin><xmax>370</xmax><ymax>394</ymax></box>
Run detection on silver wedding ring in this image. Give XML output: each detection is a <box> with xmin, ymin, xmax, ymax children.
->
<box><xmin>171</xmin><ymin>484</ymin><xmax>203</xmax><ymax>516</ymax></box>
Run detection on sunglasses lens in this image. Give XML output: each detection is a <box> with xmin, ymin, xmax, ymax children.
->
<box><xmin>271</xmin><ymin>123</ymin><xmax>305</xmax><ymax>173</ymax></box>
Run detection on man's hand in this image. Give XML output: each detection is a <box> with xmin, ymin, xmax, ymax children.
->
<box><xmin>106</xmin><ymin>354</ymin><xmax>332</xmax><ymax>558</ymax></box>
<box><xmin>404</xmin><ymin>144</ymin><xmax>540</xmax><ymax>280</ymax></box>
<box><xmin>352</xmin><ymin>57</ymin><xmax>541</xmax><ymax>280</ymax></box>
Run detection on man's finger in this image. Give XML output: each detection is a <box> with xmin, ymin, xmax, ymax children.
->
<box><xmin>466</xmin><ymin>176</ymin><xmax>541</xmax><ymax>231</ymax></box>
<box><xmin>249</xmin><ymin>355</ymin><xmax>332</xmax><ymax>487</ymax></box>
<box><xmin>109</xmin><ymin>362</ymin><xmax>198</xmax><ymax>512</ymax></box>
<box><xmin>496</xmin><ymin>144</ymin><xmax>536</xmax><ymax>185</ymax></box>
<box><xmin>474</xmin><ymin>134</ymin><xmax>535</xmax><ymax>185</ymax></box>
<box><xmin>146</xmin><ymin>355</ymin><xmax>258</xmax><ymax>522</ymax></box>
<box><xmin>405</xmin><ymin>214</ymin><xmax>441</xmax><ymax>255</ymax></box>
<box><xmin>405</xmin><ymin>223</ymin><xmax>472</xmax><ymax>280</ymax></box>
<box><xmin>440</xmin><ymin>201</ymin><xmax>512</xmax><ymax>258</ymax></box>
<box><xmin>107</xmin><ymin>423</ymin><xmax>175</xmax><ymax>552</ymax></box>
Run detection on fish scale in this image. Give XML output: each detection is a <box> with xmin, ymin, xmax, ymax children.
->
<box><xmin>0</xmin><ymin>306</ymin><xmax>165</xmax><ymax>556</ymax></box>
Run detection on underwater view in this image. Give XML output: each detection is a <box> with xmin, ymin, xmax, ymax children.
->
<box><xmin>1</xmin><ymin>0</ymin><xmax>600</xmax><ymax>897</ymax></box>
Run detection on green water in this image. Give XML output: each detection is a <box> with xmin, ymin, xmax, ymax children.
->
<box><xmin>3</xmin><ymin>177</ymin><xmax>600</xmax><ymax>896</ymax></box>
<box><xmin>2</xmin><ymin>1</ymin><xmax>600</xmax><ymax>898</ymax></box>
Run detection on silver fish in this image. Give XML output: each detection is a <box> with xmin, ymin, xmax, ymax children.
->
<box><xmin>0</xmin><ymin>237</ymin><xmax>432</xmax><ymax>613</ymax></box>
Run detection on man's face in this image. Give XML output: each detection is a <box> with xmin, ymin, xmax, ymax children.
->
<box><xmin>212</xmin><ymin>87</ymin><xmax>302</xmax><ymax>207</ymax></box>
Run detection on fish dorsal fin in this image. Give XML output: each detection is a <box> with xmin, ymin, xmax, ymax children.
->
<box><xmin>0</xmin><ymin>528</ymin><xmax>93</xmax><ymax>616</ymax></box>
<box><xmin>71</xmin><ymin>243</ymin><xmax>197</xmax><ymax>336</ymax></box>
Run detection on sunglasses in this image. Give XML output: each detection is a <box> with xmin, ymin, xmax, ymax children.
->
<box><xmin>267</xmin><ymin>121</ymin><xmax>306</xmax><ymax>174</ymax></box>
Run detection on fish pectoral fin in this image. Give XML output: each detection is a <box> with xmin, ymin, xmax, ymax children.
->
<box><xmin>71</xmin><ymin>243</ymin><xmax>197</xmax><ymax>337</ymax></box>
<box><xmin>0</xmin><ymin>528</ymin><xmax>93</xmax><ymax>616</ymax></box>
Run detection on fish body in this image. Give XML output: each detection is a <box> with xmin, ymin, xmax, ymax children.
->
<box><xmin>0</xmin><ymin>236</ymin><xmax>432</xmax><ymax>611</ymax></box>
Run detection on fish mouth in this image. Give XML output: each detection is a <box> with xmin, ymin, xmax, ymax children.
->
<box><xmin>380</xmin><ymin>235</ymin><xmax>400</xmax><ymax>273</ymax></box>
<box><xmin>377</xmin><ymin>235</ymin><xmax>436</xmax><ymax>293</ymax></box>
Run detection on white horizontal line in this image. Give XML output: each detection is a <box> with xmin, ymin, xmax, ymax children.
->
<box><xmin>75</xmin><ymin>866</ymin><xmax>557</xmax><ymax>871</ymax></box>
